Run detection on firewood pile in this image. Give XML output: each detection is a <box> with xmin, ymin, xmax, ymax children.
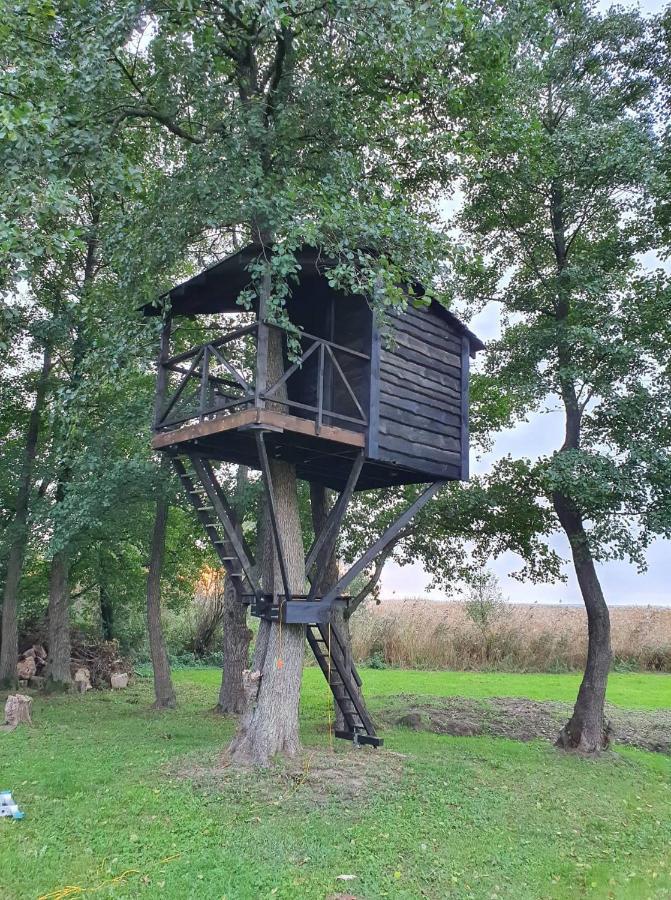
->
<box><xmin>16</xmin><ymin>637</ymin><xmax>131</xmax><ymax>690</ymax></box>
<box><xmin>70</xmin><ymin>639</ymin><xmax>131</xmax><ymax>689</ymax></box>
<box><xmin>16</xmin><ymin>645</ymin><xmax>47</xmax><ymax>686</ymax></box>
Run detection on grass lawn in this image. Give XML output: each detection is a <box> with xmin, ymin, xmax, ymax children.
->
<box><xmin>1</xmin><ymin>668</ymin><xmax>670</xmax><ymax>899</ymax></box>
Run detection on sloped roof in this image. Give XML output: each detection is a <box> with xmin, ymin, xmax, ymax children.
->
<box><xmin>143</xmin><ymin>243</ymin><xmax>484</xmax><ymax>352</ymax></box>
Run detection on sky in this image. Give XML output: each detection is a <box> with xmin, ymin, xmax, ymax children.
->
<box><xmin>381</xmin><ymin>0</ymin><xmax>671</xmax><ymax>607</ymax></box>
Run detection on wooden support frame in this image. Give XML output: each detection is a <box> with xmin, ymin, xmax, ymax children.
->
<box><xmin>319</xmin><ymin>480</ymin><xmax>446</xmax><ymax>605</ymax></box>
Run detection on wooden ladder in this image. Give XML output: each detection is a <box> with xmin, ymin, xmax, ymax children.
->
<box><xmin>171</xmin><ymin>455</ymin><xmax>256</xmax><ymax>602</ymax></box>
<box><xmin>307</xmin><ymin>623</ymin><xmax>382</xmax><ymax>747</ymax></box>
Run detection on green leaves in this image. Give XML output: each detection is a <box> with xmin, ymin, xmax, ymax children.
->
<box><xmin>452</xmin><ymin>0</ymin><xmax>671</xmax><ymax>569</ymax></box>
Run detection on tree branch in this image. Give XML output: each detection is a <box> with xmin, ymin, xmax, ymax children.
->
<box><xmin>110</xmin><ymin>107</ymin><xmax>206</xmax><ymax>144</ymax></box>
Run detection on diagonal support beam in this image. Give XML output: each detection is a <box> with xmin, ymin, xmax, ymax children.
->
<box><xmin>305</xmin><ymin>451</ymin><xmax>365</xmax><ymax>601</ymax></box>
<box><xmin>198</xmin><ymin>458</ymin><xmax>257</xmax><ymax>568</ymax></box>
<box><xmin>254</xmin><ymin>431</ymin><xmax>293</xmax><ymax>606</ymax></box>
<box><xmin>188</xmin><ymin>456</ymin><xmax>261</xmax><ymax>599</ymax></box>
<box><xmin>319</xmin><ymin>481</ymin><xmax>446</xmax><ymax>606</ymax></box>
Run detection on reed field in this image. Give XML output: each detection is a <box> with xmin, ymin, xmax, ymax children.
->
<box><xmin>349</xmin><ymin>599</ymin><xmax>671</xmax><ymax>673</ymax></box>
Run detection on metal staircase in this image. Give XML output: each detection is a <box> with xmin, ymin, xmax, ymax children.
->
<box><xmin>307</xmin><ymin>623</ymin><xmax>382</xmax><ymax>747</ymax></box>
<box><xmin>171</xmin><ymin>455</ymin><xmax>257</xmax><ymax>602</ymax></box>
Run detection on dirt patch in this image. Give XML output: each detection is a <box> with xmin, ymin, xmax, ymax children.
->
<box><xmin>380</xmin><ymin>694</ymin><xmax>671</xmax><ymax>754</ymax></box>
<box><xmin>171</xmin><ymin>745</ymin><xmax>406</xmax><ymax>808</ymax></box>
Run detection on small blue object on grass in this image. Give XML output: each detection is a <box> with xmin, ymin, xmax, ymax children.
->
<box><xmin>0</xmin><ymin>790</ymin><xmax>24</xmax><ymax>819</ymax></box>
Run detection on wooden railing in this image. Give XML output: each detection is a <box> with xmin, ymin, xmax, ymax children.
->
<box><xmin>154</xmin><ymin>322</ymin><xmax>257</xmax><ymax>429</ymax></box>
<box><xmin>154</xmin><ymin>320</ymin><xmax>370</xmax><ymax>432</ymax></box>
<box><xmin>261</xmin><ymin>324</ymin><xmax>369</xmax><ymax>430</ymax></box>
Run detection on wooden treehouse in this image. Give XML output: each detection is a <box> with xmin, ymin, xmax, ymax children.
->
<box><xmin>145</xmin><ymin>244</ymin><xmax>483</xmax><ymax>747</ymax></box>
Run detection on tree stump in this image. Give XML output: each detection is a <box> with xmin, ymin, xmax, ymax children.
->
<box><xmin>2</xmin><ymin>694</ymin><xmax>33</xmax><ymax>731</ymax></box>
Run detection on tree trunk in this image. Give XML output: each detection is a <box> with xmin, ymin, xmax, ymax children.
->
<box><xmin>309</xmin><ymin>481</ymin><xmax>357</xmax><ymax>732</ymax></box>
<box><xmin>548</xmin><ymin>179</ymin><xmax>611</xmax><ymax>753</ymax></box>
<box><xmin>45</xmin><ymin>549</ymin><xmax>72</xmax><ymax>689</ymax></box>
<box><xmin>216</xmin><ymin>576</ymin><xmax>253</xmax><ymax>713</ymax></box>
<box><xmin>0</xmin><ymin>346</ymin><xmax>51</xmax><ymax>688</ymax></box>
<box><xmin>100</xmin><ymin>579</ymin><xmax>114</xmax><ymax>642</ymax></box>
<box><xmin>554</xmin><ymin>491</ymin><xmax>612</xmax><ymax>752</ymax></box>
<box><xmin>216</xmin><ymin>466</ymin><xmax>252</xmax><ymax>714</ymax></box>
<box><xmin>229</xmin><ymin>325</ymin><xmax>307</xmax><ymax>766</ymax></box>
<box><xmin>146</xmin><ymin>475</ymin><xmax>177</xmax><ymax>710</ymax></box>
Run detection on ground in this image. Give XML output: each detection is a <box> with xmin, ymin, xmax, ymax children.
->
<box><xmin>1</xmin><ymin>668</ymin><xmax>670</xmax><ymax>899</ymax></box>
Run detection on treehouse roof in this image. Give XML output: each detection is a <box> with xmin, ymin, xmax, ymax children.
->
<box><xmin>143</xmin><ymin>243</ymin><xmax>484</xmax><ymax>352</ymax></box>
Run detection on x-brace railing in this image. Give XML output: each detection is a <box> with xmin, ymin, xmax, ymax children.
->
<box><xmin>155</xmin><ymin>322</ymin><xmax>257</xmax><ymax>429</ymax></box>
<box><xmin>261</xmin><ymin>325</ymin><xmax>369</xmax><ymax>430</ymax></box>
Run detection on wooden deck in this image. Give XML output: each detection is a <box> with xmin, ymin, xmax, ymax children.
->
<box><xmin>152</xmin><ymin>408</ymin><xmax>366</xmax><ymax>451</ymax></box>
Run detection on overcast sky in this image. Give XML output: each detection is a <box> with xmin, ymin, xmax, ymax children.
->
<box><xmin>381</xmin><ymin>0</ymin><xmax>670</xmax><ymax>607</ymax></box>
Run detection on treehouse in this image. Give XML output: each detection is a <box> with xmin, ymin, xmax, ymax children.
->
<box><xmin>146</xmin><ymin>244</ymin><xmax>483</xmax><ymax>489</ymax></box>
<box><xmin>144</xmin><ymin>243</ymin><xmax>483</xmax><ymax>747</ymax></box>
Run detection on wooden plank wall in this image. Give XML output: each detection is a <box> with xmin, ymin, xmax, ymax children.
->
<box><xmin>373</xmin><ymin>305</ymin><xmax>464</xmax><ymax>479</ymax></box>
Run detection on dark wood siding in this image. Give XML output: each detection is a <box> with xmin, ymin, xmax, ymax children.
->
<box><xmin>370</xmin><ymin>304</ymin><xmax>467</xmax><ymax>480</ymax></box>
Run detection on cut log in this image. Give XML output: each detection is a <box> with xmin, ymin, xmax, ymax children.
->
<box><xmin>2</xmin><ymin>694</ymin><xmax>32</xmax><ymax>730</ymax></box>
<box><xmin>74</xmin><ymin>667</ymin><xmax>92</xmax><ymax>693</ymax></box>
<box><xmin>16</xmin><ymin>656</ymin><xmax>36</xmax><ymax>681</ymax></box>
<box><xmin>110</xmin><ymin>672</ymin><xmax>129</xmax><ymax>689</ymax></box>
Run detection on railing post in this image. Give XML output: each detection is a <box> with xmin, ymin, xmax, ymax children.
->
<box><xmin>199</xmin><ymin>344</ymin><xmax>210</xmax><ymax>421</ymax></box>
<box><xmin>153</xmin><ymin>314</ymin><xmax>171</xmax><ymax>430</ymax></box>
<box><xmin>316</xmin><ymin>341</ymin><xmax>325</xmax><ymax>432</ymax></box>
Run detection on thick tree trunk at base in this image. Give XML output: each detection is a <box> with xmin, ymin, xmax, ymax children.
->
<box><xmin>554</xmin><ymin>491</ymin><xmax>612</xmax><ymax>753</ymax></box>
<box><xmin>216</xmin><ymin>576</ymin><xmax>252</xmax><ymax>714</ymax></box>
<box><xmin>229</xmin><ymin>458</ymin><xmax>307</xmax><ymax>766</ymax></box>
<box><xmin>147</xmin><ymin>483</ymin><xmax>177</xmax><ymax>710</ymax></box>
<box><xmin>0</xmin><ymin>544</ymin><xmax>22</xmax><ymax>690</ymax></box>
<box><xmin>0</xmin><ymin>347</ymin><xmax>51</xmax><ymax>688</ymax></box>
<box><xmin>45</xmin><ymin>550</ymin><xmax>72</xmax><ymax>689</ymax></box>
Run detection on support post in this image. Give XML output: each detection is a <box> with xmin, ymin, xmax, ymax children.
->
<box><xmin>320</xmin><ymin>481</ymin><xmax>445</xmax><ymax>604</ymax></box>
<box><xmin>460</xmin><ymin>335</ymin><xmax>470</xmax><ymax>480</ymax></box>
<box><xmin>305</xmin><ymin>451</ymin><xmax>364</xmax><ymax>601</ymax></box>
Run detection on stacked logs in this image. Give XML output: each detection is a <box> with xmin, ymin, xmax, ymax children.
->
<box><xmin>15</xmin><ymin>639</ymin><xmax>131</xmax><ymax>691</ymax></box>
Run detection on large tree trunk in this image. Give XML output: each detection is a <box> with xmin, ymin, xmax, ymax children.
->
<box><xmin>217</xmin><ymin>575</ymin><xmax>252</xmax><ymax>713</ymax></box>
<box><xmin>0</xmin><ymin>346</ymin><xmax>51</xmax><ymax>688</ymax></box>
<box><xmin>45</xmin><ymin>549</ymin><xmax>72</xmax><ymax>689</ymax></box>
<box><xmin>309</xmin><ymin>481</ymin><xmax>358</xmax><ymax>732</ymax></box>
<box><xmin>554</xmin><ymin>492</ymin><xmax>611</xmax><ymax>752</ymax></box>
<box><xmin>146</xmin><ymin>476</ymin><xmax>177</xmax><ymax>710</ymax></box>
<box><xmin>216</xmin><ymin>466</ymin><xmax>252</xmax><ymax>714</ymax></box>
<box><xmin>229</xmin><ymin>325</ymin><xmax>307</xmax><ymax>766</ymax></box>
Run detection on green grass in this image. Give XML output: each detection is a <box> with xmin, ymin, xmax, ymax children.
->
<box><xmin>180</xmin><ymin>665</ymin><xmax>671</xmax><ymax>710</ymax></box>
<box><xmin>1</xmin><ymin>668</ymin><xmax>670</xmax><ymax>899</ymax></box>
